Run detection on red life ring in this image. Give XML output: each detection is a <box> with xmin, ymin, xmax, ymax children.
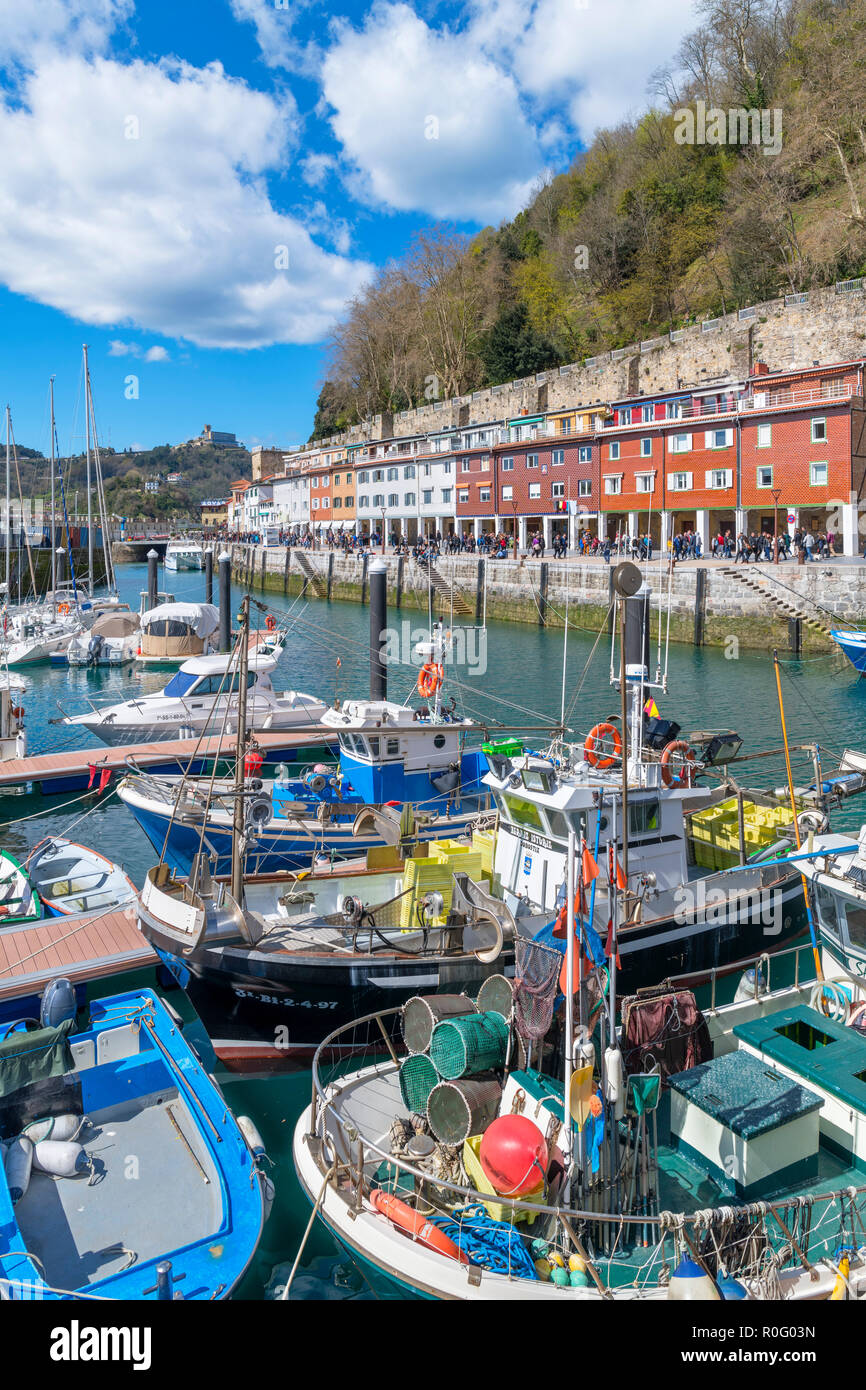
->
<box><xmin>417</xmin><ymin>662</ymin><xmax>443</xmax><ymax>699</ymax></box>
<box><xmin>265</xmin><ymin>615</ymin><xmax>277</xmax><ymax>633</ymax></box>
<box><xmin>660</xmin><ymin>739</ymin><xmax>698</xmax><ymax>787</ymax></box>
<box><xmin>584</xmin><ymin>722</ymin><xmax>622</xmax><ymax>769</ymax></box>
<box><xmin>369</xmin><ymin>1189</ymin><xmax>468</xmax><ymax>1263</ymax></box>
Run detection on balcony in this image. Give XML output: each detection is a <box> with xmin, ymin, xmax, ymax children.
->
<box><xmin>603</xmin><ymin>381</ymin><xmax>854</xmax><ymax>429</ymax></box>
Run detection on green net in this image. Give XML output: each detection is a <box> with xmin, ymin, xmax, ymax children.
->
<box><xmin>398</xmin><ymin>1053</ymin><xmax>440</xmax><ymax>1113</ymax></box>
<box><xmin>430</xmin><ymin>1011</ymin><xmax>509</xmax><ymax>1080</ymax></box>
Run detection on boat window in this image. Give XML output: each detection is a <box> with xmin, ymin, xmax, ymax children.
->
<box><xmin>629</xmin><ymin>799</ymin><xmax>660</xmax><ymax>838</ymax></box>
<box><xmin>386</xmin><ymin>738</ymin><xmax>400</xmax><ymax>757</ymax></box>
<box><xmin>368</xmin><ymin>736</ymin><xmax>380</xmax><ymax>757</ymax></box>
<box><xmin>812</xmin><ymin>883</ymin><xmax>840</xmax><ymax>934</ymax></box>
<box><xmin>501</xmin><ymin>793</ymin><xmax>546</xmax><ymax>832</ymax></box>
<box><xmin>546</xmin><ymin>809</ymin><xmax>571</xmax><ymax>841</ymax></box>
<box><xmin>163</xmin><ymin>670</ymin><xmax>199</xmax><ymax>698</ymax></box>
<box><xmin>843</xmin><ymin>900</ymin><xmax>866</xmax><ymax>949</ymax></box>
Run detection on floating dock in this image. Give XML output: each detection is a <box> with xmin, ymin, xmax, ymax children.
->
<box><xmin>0</xmin><ymin>726</ymin><xmax>335</xmax><ymax>795</ymax></box>
<box><xmin>0</xmin><ymin>905</ymin><xmax>157</xmax><ymax>1022</ymax></box>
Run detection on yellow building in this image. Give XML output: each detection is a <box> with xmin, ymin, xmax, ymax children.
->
<box><xmin>200</xmin><ymin>497</ymin><xmax>228</xmax><ymax>529</ymax></box>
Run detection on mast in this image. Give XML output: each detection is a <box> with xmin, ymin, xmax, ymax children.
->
<box><xmin>4</xmin><ymin>406</ymin><xmax>9</xmax><ymax>595</ymax></box>
<box><xmin>49</xmin><ymin>378</ymin><xmax>56</xmax><ymax>608</ymax></box>
<box><xmin>231</xmin><ymin>595</ymin><xmax>250</xmax><ymax>906</ymax></box>
<box><xmin>83</xmin><ymin>344</ymin><xmax>93</xmax><ymax>593</ymax></box>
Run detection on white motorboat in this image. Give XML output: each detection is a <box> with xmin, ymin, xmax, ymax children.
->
<box><xmin>62</xmin><ymin>648</ymin><xmax>327</xmax><ymax>746</ymax></box>
<box><xmin>66</xmin><ymin>611</ymin><xmax>141</xmax><ymax>667</ymax></box>
<box><xmin>24</xmin><ymin>836</ymin><xmax>137</xmax><ymax>916</ymax></box>
<box><xmin>165</xmin><ymin>538</ymin><xmax>204</xmax><ymax>571</ymax></box>
<box><xmin>0</xmin><ymin>608</ymin><xmax>81</xmax><ymax>667</ymax></box>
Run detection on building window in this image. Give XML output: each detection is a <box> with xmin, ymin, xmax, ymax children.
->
<box><xmin>461</xmin><ymin>459</ymin><xmax>471</xmax><ymax>472</ymax></box>
<box><xmin>670</xmin><ymin>434</ymin><xmax>691</xmax><ymax>453</ymax></box>
<box><xmin>404</xmin><ymin>492</ymin><xmax>415</xmax><ymax>505</ymax></box>
<box><xmin>344</xmin><ymin>496</ymin><xmax>352</xmax><ymax>507</ymax></box>
<box><xmin>333</xmin><ymin>497</ymin><xmax>342</xmax><ymax>509</ymax></box>
<box><xmin>552</xmin><ymin>449</ymin><xmax>564</xmax><ymax>466</ymax></box>
<box><xmin>458</xmin><ymin>490</ymin><xmax>469</xmax><ymax>503</ymax></box>
<box><xmin>552</xmin><ymin>482</ymin><xmax>565</xmax><ymax>498</ymax></box>
<box><xmin>669</xmin><ymin>472</ymin><xmax>692</xmax><ymax>490</ymax></box>
<box><xmin>757</xmin><ymin>465</ymin><xmax>773</xmax><ymax>488</ymax></box>
<box><xmin>811</xmin><ymin>418</ymin><xmax>827</xmax><ymax>443</ymax></box>
<box><xmin>404</xmin><ymin>465</ymin><xmax>415</xmax><ymax>479</ymax></box>
<box><xmin>501</xmin><ymin>485</ymin><xmax>513</xmax><ymax>501</ymax></box>
<box><xmin>756</xmin><ymin>424</ymin><xmax>771</xmax><ymax>448</ymax></box>
<box><xmin>388</xmin><ymin>493</ymin><xmax>398</xmax><ymax>507</ymax></box>
<box><xmin>422</xmin><ymin>489</ymin><xmax>433</xmax><ymax>504</ymax></box>
<box><xmin>372</xmin><ymin>469</ymin><xmax>383</xmax><ymax>482</ymax></box>
<box><xmin>357</xmin><ymin>471</ymin><xmax>369</xmax><ymax>484</ymax></box>
<box><xmin>441</xmin><ymin>488</ymin><xmax>452</xmax><ymax>503</ymax></box>
<box><xmin>578</xmin><ymin>479</ymin><xmax>591</xmax><ymax>497</ymax></box>
<box><xmin>526</xmin><ymin>453</ymin><xmax>539</xmax><ymax>468</ymax></box>
<box><xmin>642</xmin><ymin>404</ymin><xmax>653</xmax><ymax>422</ymax></box>
<box><xmin>387</xmin><ymin>467</ymin><xmax>398</xmax><ymax>480</ymax></box>
<box><xmin>640</xmin><ymin>438</ymin><xmax>652</xmax><ymax>457</ymax></box>
<box><xmin>665</xmin><ymin>401</ymin><xmax>683</xmax><ymax>420</ymax></box>
<box><xmin>333</xmin><ymin>474</ymin><xmax>340</xmax><ymax>485</ymax></box>
<box><xmin>441</xmin><ymin>460</ymin><xmax>451</xmax><ymax>474</ymax></box>
<box><xmin>311</xmin><ymin>498</ymin><xmax>319</xmax><ymax>510</ymax></box>
<box><xmin>709</xmin><ymin>429</ymin><xmax>729</xmax><ymax>449</ymax></box>
<box><xmin>707</xmin><ymin>469</ymin><xmax>730</xmax><ymax>489</ymax></box>
<box><xmin>620</xmin><ymin>408</ymin><xmax>632</xmax><ymax>425</ymax></box>
<box><xmin>372</xmin><ymin>493</ymin><xmax>384</xmax><ymax>507</ymax></box>
<box><xmin>636</xmin><ymin>473</ymin><xmax>654</xmax><ymax>493</ymax></box>
<box><xmin>608</xmin><ymin>441</ymin><xmax>620</xmax><ymax>461</ymax></box>
<box><xmin>528</xmin><ymin>482</ymin><xmax>541</xmax><ymax>499</ymax></box>
<box><xmin>479</xmin><ymin>487</ymin><xmax>491</xmax><ymax>502</ymax></box>
<box><xmin>559</xmin><ymin>418</ymin><xmax>572</xmax><ymax>435</ymax></box>
<box><xmin>358</xmin><ymin>495</ymin><xmax>368</xmax><ymax>508</ymax></box>
<box><xmin>578</xmin><ymin>446</ymin><xmax>592</xmax><ymax>463</ymax></box>
<box><xmin>501</xmin><ymin>457</ymin><xmax>514</xmax><ymax>471</ymax></box>
<box><xmin>604</xmin><ymin>476</ymin><xmax>622</xmax><ymax>495</ymax></box>
<box><xmin>810</xmin><ymin>462</ymin><xmax>828</xmax><ymax>486</ymax></box>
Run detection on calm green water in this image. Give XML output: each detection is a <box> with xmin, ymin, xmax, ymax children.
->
<box><xmin>10</xmin><ymin>560</ymin><xmax>866</xmax><ymax>1298</ymax></box>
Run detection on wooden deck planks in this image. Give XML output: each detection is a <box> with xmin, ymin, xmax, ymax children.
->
<box><xmin>0</xmin><ymin>906</ymin><xmax>156</xmax><ymax>1001</ymax></box>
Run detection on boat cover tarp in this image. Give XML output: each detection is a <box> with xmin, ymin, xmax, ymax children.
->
<box><xmin>0</xmin><ymin>1020</ymin><xmax>74</xmax><ymax>1100</ymax></box>
<box><xmin>90</xmin><ymin>612</ymin><xmax>139</xmax><ymax>637</ymax></box>
<box><xmin>139</xmin><ymin>603</ymin><xmax>219</xmax><ymax>638</ymax></box>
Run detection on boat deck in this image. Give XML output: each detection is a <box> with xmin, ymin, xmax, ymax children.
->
<box><xmin>0</xmin><ymin>906</ymin><xmax>156</xmax><ymax>1006</ymax></box>
<box><xmin>14</xmin><ymin>1091</ymin><xmax>221</xmax><ymax>1288</ymax></box>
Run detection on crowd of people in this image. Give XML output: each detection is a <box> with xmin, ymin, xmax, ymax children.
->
<box><xmin>209</xmin><ymin>523</ymin><xmax>839</xmax><ymax>564</ymax></box>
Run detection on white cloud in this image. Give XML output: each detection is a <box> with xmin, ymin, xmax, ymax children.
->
<box><xmin>228</xmin><ymin>0</ymin><xmax>316</xmax><ymax>70</ymax></box>
<box><xmin>321</xmin><ymin>3</ymin><xmax>542</xmax><ymax>222</ymax></box>
<box><xmin>143</xmin><ymin>345</ymin><xmax>169</xmax><ymax>362</ymax></box>
<box><xmin>0</xmin><ymin>54</ymin><xmax>372</xmax><ymax>348</ymax></box>
<box><xmin>0</xmin><ymin>0</ymin><xmax>133</xmax><ymax>67</ymax></box>
<box><xmin>300</xmin><ymin>151</ymin><xmax>337</xmax><ymax>189</ymax></box>
<box><xmin>108</xmin><ymin>339</ymin><xmax>135</xmax><ymax>355</ymax></box>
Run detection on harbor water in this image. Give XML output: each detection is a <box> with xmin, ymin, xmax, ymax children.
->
<box><xmin>9</xmin><ymin>561</ymin><xmax>866</xmax><ymax>1298</ymax></box>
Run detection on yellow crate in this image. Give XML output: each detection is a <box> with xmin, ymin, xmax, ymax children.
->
<box><xmin>399</xmin><ymin>850</ymin><xmax>484</xmax><ymax>931</ymax></box>
<box><xmin>462</xmin><ymin>1135</ymin><xmax>543</xmax><ymax>1225</ymax></box>
<box><xmin>429</xmin><ymin>839</ymin><xmax>477</xmax><ymax>862</ymax></box>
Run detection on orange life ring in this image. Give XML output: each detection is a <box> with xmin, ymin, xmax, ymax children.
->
<box><xmin>417</xmin><ymin>661</ymin><xmax>443</xmax><ymax>699</ymax></box>
<box><xmin>369</xmin><ymin>1189</ymin><xmax>468</xmax><ymax>1263</ymax></box>
<box><xmin>57</xmin><ymin>603</ymin><xmax>70</xmax><ymax>615</ymax></box>
<box><xmin>660</xmin><ymin>739</ymin><xmax>698</xmax><ymax>787</ymax></box>
<box><xmin>584</xmin><ymin>722</ymin><xmax>622</xmax><ymax>769</ymax></box>
<box><xmin>266</xmin><ymin>615</ymin><xmax>277</xmax><ymax>632</ymax></box>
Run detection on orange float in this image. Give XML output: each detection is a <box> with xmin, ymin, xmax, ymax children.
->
<box><xmin>660</xmin><ymin>739</ymin><xmax>697</xmax><ymax>787</ymax></box>
<box><xmin>265</xmin><ymin>615</ymin><xmax>277</xmax><ymax>632</ymax></box>
<box><xmin>417</xmin><ymin>661</ymin><xmax>443</xmax><ymax>699</ymax></box>
<box><xmin>583</xmin><ymin>722</ymin><xmax>622</xmax><ymax>769</ymax></box>
<box><xmin>368</xmin><ymin>1188</ymin><xmax>468</xmax><ymax>1262</ymax></box>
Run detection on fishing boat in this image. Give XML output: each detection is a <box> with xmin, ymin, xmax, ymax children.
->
<box><xmin>831</xmin><ymin>628</ymin><xmax>866</xmax><ymax>675</ymax></box>
<box><xmin>63</xmin><ymin>647</ymin><xmax>326</xmax><ymax>747</ymax></box>
<box><xmin>24</xmin><ymin>838</ymin><xmax>136</xmax><ymax>916</ymax></box>
<box><xmin>165</xmin><ymin>537</ymin><xmax>205</xmax><ymax>571</ymax></box>
<box><xmin>0</xmin><ymin>984</ymin><xmax>272</xmax><ymax>1300</ymax></box>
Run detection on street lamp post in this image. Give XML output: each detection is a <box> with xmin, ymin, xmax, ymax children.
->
<box><xmin>771</xmin><ymin>487</ymin><xmax>782</xmax><ymax>564</ymax></box>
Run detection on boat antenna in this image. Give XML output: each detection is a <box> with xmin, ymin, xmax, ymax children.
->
<box><xmin>773</xmin><ymin>649</ymin><xmax>823</xmax><ymax>981</ymax></box>
<box><xmin>559</xmin><ymin>556</ymin><xmax>569</xmax><ymax>738</ymax></box>
<box><xmin>83</xmin><ymin>345</ymin><xmax>93</xmax><ymax>595</ymax></box>
<box><xmin>231</xmin><ymin>595</ymin><xmax>251</xmax><ymax>907</ymax></box>
<box><xmin>4</xmin><ymin>405</ymin><xmax>9</xmax><ymax>596</ymax></box>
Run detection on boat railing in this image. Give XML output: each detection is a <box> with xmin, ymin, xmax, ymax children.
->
<box><xmin>664</xmin><ymin>936</ymin><xmax>866</xmax><ymax>1013</ymax></box>
<box><xmin>305</xmin><ymin>1005</ymin><xmax>866</xmax><ymax>1252</ymax></box>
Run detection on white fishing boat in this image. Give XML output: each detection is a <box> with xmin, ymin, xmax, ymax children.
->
<box><xmin>23</xmin><ymin>837</ymin><xmax>136</xmax><ymax>916</ymax></box>
<box><xmin>165</xmin><ymin>538</ymin><xmax>205</xmax><ymax>571</ymax></box>
<box><xmin>63</xmin><ymin>647</ymin><xmax>326</xmax><ymax>746</ymax></box>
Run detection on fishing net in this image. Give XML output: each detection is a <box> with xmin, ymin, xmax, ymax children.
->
<box><xmin>513</xmin><ymin>935</ymin><xmax>562</xmax><ymax>1042</ymax></box>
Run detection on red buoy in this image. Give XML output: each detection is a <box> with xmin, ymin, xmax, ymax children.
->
<box><xmin>479</xmin><ymin>1115</ymin><xmax>549</xmax><ymax>1196</ymax></box>
<box><xmin>244</xmin><ymin>749</ymin><xmax>264</xmax><ymax>778</ymax></box>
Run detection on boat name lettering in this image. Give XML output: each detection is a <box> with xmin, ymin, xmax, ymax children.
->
<box><xmin>231</xmin><ymin>989</ymin><xmax>338</xmax><ymax>1008</ymax></box>
<box><xmin>516</xmin><ymin>828</ymin><xmax>554</xmax><ymax>851</ymax></box>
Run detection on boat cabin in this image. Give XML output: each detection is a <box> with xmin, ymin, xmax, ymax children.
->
<box><xmin>321</xmin><ymin>699</ymin><xmax>485</xmax><ymax>803</ymax></box>
<box><xmin>137</xmin><ymin>601</ymin><xmax>219</xmax><ymax>664</ymax></box>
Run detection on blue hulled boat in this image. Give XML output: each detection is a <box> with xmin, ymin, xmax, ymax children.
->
<box><xmin>831</xmin><ymin>628</ymin><xmax>866</xmax><ymax>674</ymax></box>
<box><xmin>0</xmin><ymin>985</ymin><xmax>272</xmax><ymax>1299</ymax></box>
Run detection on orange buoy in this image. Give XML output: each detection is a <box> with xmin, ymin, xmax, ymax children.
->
<box><xmin>660</xmin><ymin>740</ymin><xmax>697</xmax><ymax>787</ymax></box>
<box><xmin>369</xmin><ymin>1188</ymin><xmax>468</xmax><ymax>1262</ymax></box>
<box><xmin>584</xmin><ymin>722</ymin><xmax>622</xmax><ymax>769</ymax></box>
<box><xmin>417</xmin><ymin>661</ymin><xmax>443</xmax><ymax>699</ymax></box>
<box><xmin>266</xmin><ymin>614</ymin><xmax>277</xmax><ymax>632</ymax></box>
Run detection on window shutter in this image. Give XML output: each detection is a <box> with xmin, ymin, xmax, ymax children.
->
<box><xmin>667</xmin><ymin>472</ymin><xmax>676</xmax><ymax>488</ymax></box>
<box><xmin>704</xmin><ymin>431</ymin><xmax>713</xmax><ymax>449</ymax></box>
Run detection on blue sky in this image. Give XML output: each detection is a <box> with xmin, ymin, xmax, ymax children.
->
<box><xmin>0</xmin><ymin>0</ymin><xmax>698</xmax><ymax>456</ymax></box>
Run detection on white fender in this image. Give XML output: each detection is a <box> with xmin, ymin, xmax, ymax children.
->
<box><xmin>32</xmin><ymin>1139</ymin><xmax>89</xmax><ymax>1177</ymax></box>
<box><xmin>237</xmin><ymin>1114</ymin><xmax>266</xmax><ymax>1159</ymax></box>
<box><xmin>603</xmin><ymin>1046</ymin><xmax>625</xmax><ymax>1119</ymax></box>
<box><xmin>22</xmin><ymin>1114</ymin><xmax>85</xmax><ymax>1145</ymax></box>
<box><xmin>5</xmin><ymin>1135</ymin><xmax>33</xmax><ymax>1203</ymax></box>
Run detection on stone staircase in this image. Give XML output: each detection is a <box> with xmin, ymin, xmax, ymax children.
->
<box><xmin>294</xmin><ymin>549</ymin><xmax>328</xmax><ymax>597</ymax></box>
<box><xmin>422</xmin><ymin>561</ymin><xmax>475</xmax><ymax>617</ymax></box>
<box><xmin>720</xmin><ymin>566</ymin><xmax>836</xmax><ymax>637</ymax></box>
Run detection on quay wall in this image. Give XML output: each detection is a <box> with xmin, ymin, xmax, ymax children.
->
<box><xmin>225</xmin><ymin>544</ymin><xmax>866</xmax><ymax>654</ymax></box>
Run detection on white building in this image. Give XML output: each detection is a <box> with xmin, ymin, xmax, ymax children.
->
<box><xmin>272</xmin><ymin>472</ymin><xmax>311</xmax><ymax>534</ymax></box>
